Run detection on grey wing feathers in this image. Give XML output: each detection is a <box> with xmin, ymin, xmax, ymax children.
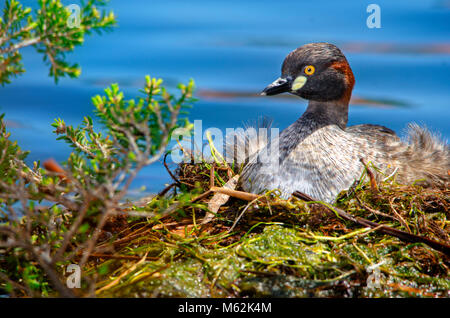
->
<box><xmin>346</xmin><ymin>124</ymin><xmax>399</xmax><ymax>140</ymax></box>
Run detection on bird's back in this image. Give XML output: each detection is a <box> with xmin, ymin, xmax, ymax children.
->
<box><xmin>240</xmin><ymin>122</ymin><xmax>398</xmax><ymax>202</ymax></box>
<box><xmin>239</xmin><ymin>121</ymin><xmax>450</xmax><ymax>203</ymax></box>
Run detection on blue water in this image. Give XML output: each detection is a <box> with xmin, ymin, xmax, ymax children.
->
<box><xmin>1</xmin><ymin>0</ymin><xmax>449</xmax><ymax>193</ymax></box>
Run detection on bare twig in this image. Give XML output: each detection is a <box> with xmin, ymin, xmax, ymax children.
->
<box><xmin>360</xmin><ymin>158</ymin><xmax>379</xmax><ymax>192</ymax></box>
<box><xmin>389</xmin><ymin>197</ymin><xmax>412</xmax><ymax>234</ymax></box>
<box><xmin>95</xmin><ymin>251</ymin><xmax>149</xmax><ymax>294</ymax></box>
<box><xmin>202</xmin><ymin>175</ymin><xmax>239</xmax><ymax>225</ymax></box>
<box><xmin>292</xmin><ymin>191</ymin><xmax>450</xmax><ymax>256</ymax></box>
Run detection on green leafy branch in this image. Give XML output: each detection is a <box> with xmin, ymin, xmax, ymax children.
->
<box><xmin>0</xmin><ymin>76</ymin><xmax>195</xmax><ymax>297</ymax></box>
<box><xmin>52</xmin><ymin>76</ymin><xmax>195</xmax><ymax>195</ymax></box>
<box><xmin>0</xmin><ymin>0</ymin><xmax>116</xmax><ymax>84</ymax></box>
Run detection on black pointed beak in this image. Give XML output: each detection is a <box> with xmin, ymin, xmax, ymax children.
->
<box><xmin>261</xmin><ymin>77</ymin><xmax>291</xmax><ymax>96</ymax></box>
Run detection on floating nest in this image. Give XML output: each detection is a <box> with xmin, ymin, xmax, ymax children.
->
<box><xmin>87</xmin><ymin>159</ymin><xmax>449</xmax><ymax>298</ymax></box>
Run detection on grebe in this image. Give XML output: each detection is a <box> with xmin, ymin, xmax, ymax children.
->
<box><xmin>233</xmin><ymin>43</ymin><xmax>449</xmax><ymax>202</ymax></box>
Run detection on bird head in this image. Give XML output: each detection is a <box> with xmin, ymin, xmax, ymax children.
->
<box><xmin>261</xmin><ymin>43</ymin><xmax>355</xmax><ymax>103</ymax></box>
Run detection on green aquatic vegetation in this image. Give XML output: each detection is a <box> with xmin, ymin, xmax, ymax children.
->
<box><xmin>88</xmin><ymin>166</ymin><xmax>448</xmax><ymax>298</ymax></box>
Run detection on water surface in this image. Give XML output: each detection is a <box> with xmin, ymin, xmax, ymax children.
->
<box><xmin>1</xmin><ymin>0</ymin><xmax>449</xmax><ymax>193</ymax></box>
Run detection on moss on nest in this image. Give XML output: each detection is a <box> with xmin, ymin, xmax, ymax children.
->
<box><xmin>87</xmin><ymin>160</ymin><xmax>449</xmax><ymax>298</ymax></box>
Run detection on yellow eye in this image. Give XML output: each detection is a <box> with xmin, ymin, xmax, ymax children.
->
<box><xmin>304</xmin><ymin>65</ymin><xmax>315</xmax><ymax>75</ymax></box>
